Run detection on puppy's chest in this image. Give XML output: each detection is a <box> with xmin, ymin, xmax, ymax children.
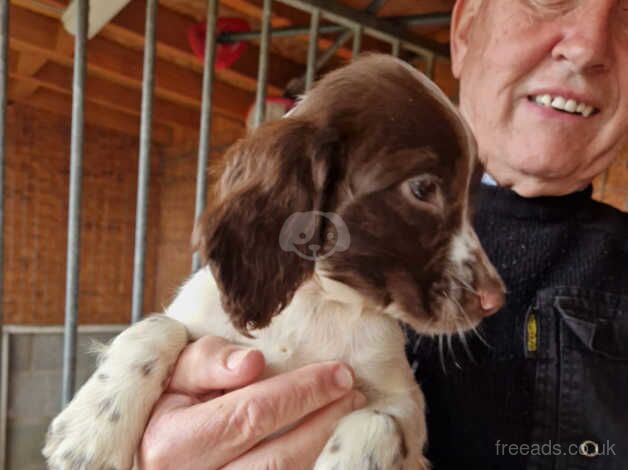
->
<box><xmin>241</xmin><ymin>303</ymin><xmax>409</xmax><ymax>393</ymax></box>
<box><xmin>237</xmin><ymin>311</ymin><xmax>347</xmax><ymax>374</ymax></box>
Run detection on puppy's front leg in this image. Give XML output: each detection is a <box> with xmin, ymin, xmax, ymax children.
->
<box><xmin>43</xmin><ymin>315</ymin><xmax>188</xmax><ymax>470</ymax></box>
<box><xmin>314</xmin><ymin>389</ymin><xmax>429</xmax><ymax>470</ymax></box>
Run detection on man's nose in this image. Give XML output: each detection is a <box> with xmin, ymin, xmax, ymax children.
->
<box><xmin>551</xmin><ymin>1</ymin><xmax>615</xmax><ymax>74</ymax></box>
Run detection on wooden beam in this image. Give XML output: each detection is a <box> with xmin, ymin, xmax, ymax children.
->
<box><xmin>9</xmin><ymin>4</ymin><xmax>254</xmax><ymax>120</ymax></box>
<box><xmin>9</xmin><ymin>58</ymin><xmax>245</xmax><ymax>146</ymax></box>
<box><xmin>15</xmin><ymin>0</ymin><xmax>305</xmax><ymax>94</ymax></box>
<box><xmin>220</xmin><ymin>0</ymin><xmax>450</xmax><ymax>60</ymax></box>
<box><xmin>10</xmin><ymin>50</ymin><xmax>47</xmax><ymax>99</ymax></box>
<box><xmin>108</xmin><ymin>0</ymin><xmax>303</xmax><ymax>94</ymax></box>
<box><xmin>220</xmin><ymin>0</ymin><xmax>354</xmax><ymax>60</ymax></box>
<box><xmin>9</xmin><ymin>79</ymin><xmax>174</xmax><ymax>144</ymax></box>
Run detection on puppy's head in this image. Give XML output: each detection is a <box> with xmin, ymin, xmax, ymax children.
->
<box><xmin>195</xmin><ymin>54</ymin><xmax>505</xmax><ymax>336</ymax></box>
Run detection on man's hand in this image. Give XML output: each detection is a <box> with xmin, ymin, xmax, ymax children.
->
<box><xmin>138</xmin><ymin>336</ymin><xmax>367</xmax><ymax>470</ymax></box>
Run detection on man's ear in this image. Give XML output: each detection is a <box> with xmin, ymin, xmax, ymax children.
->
<box><xmin>193</xmin><ymin>119</ymin><xmax>341</xmax><ymax>336</ymax></box>
<box><xmin>450</xmin><ymin>0</ymin><xmax>482</xmax><ymax>78</ymax></box>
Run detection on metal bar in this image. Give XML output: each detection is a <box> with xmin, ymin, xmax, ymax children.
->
<box><xmin>4</xmin><ymin>324</ymin><xmax>127</xmax><ymax>334</ymax></box>
<box><xmin>192</xmin><ymin>0</ymin><xmax>218</xmax><ymax>273</ymax></box>
<box><xmin>391</xmin><ymin>38</ymin><xmax>400</xmax><ymax>57</ymax></box>
<box><xmin>253</xmin><ymin>0</ymin><xmax>272</xmax><ymax>128</ymax></box>
<box><xmin>305</xmin><ymin>8</ymin><xmax>320</xmax><ymax>91</ymax></box>
<box><xmin>0</xmin><ymin>332</ymin><xmax>8</xmax><ymax>468</ymax></box>
<box><xmin>131</xmin><ymin>0</ymin><xmax>158</xmax><ymax>323</ymax></box>
<box><xmin>276</xmin><ymin>0</ymin><xmax>450</xmax><ymax>58</ymax></box>
<box><xmin>315</xmin><ymin>29</ymin><xmax>351</xmax><ymax>69</ymax></box>
<box><xmin>312</xmin><ymin>0</ymin><xmax>385</xmax><ymax>78</ymax></box>
<box><xmin>218</xmin><ymin>12</ymin><xmax>451</xmax><ymax>42</ymax></box>
<box><xmin>219</xmin><ymin>23</ymin><xmax>342</xmax><ymax>41</ymax></box>
<box><xmin>352</xmin><ymin>24</ymin><xmax>362</xmax><ymax>59</ymax></box>
<box><xmin>62</xmin><ymin>0</ymin><xmax>88</xmax><ymax>407</ymax></box>
<box><xmin>426</xmin><ymin>52</ymin><xmax>435</xmax><ymax>80</ymax></box>
<box><xmin>0</xmin><ymin>0</ymin><xmax>8</xmax><ymax>428</ymax></box>
<box><xmin>400</xmin><ymin>12</ymin><xmax>451</xmax><ymax>27</ymax></box>
<box><xmin>365</xmin><ymin>0</ymin><xmax>387</xmax><ymax>13</ymax></box>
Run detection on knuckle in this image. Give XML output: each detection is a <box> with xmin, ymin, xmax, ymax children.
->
<box><xmin>299</xmin><ymin>375</ymin><xmax>327</xmax><ymax>409</ymax></box>
<box><xmin>303</xmin><ymin>364</ymin><xmax>340</xmax><ymax>401</ymax></box>
<box><xmin>187</xmin><ymin>336</ymin><xmax>227</xmax><ymax>377</ymax></box>
<box><xmin>263</xmin><ymin>454</ymin><xmax>297</xmax><ymax>470</ymax></box>
<box><xmin>139</xmin><ymin>440</ymin><xmax>170</xmax><ymax>470</ymax></box>
<box><xmin>194</xmin><ymin>335</ymin><xmax>222</xmax><ymax>360</ymax></box>
<box><xmin>230</xmin><ymin>397</ymin><xmax>277</xmax><ymax>441</ymax></box>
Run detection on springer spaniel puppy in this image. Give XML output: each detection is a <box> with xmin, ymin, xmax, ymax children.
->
<box><xmin>44</xmin><ymin>54</ymin><xmax>505</xmax><ymax>470</ymax></box>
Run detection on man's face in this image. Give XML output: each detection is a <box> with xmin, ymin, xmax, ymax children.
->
<box><xmin>451</xmin><ymin>0</ymin><xmax>628</xmax><ymax>196</ymax></box>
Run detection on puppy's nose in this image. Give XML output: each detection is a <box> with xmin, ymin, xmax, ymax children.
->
<box><xmin>478</xmin><ymin>287</ymin><xmax>505</xmax><ymax>316</ymax></box>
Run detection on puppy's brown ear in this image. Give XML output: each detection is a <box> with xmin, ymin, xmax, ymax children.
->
<box><xmin>193</xmin><ymin>118</ymin><xmax>341</xmax><ymax>335</ymax></box>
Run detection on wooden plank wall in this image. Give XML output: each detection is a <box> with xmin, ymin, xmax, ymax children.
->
<box><xmin>3</xmin><ymin>102</ymin><xmax>162</xmax><ymax>324</ymax></box>
<box><xmin>593</xmin><ymin>143</ymin><xmax>628</xmax><ymax>211</ymax></box>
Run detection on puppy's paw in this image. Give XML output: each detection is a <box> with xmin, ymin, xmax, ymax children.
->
<box><xmin>43</xmin><ymin>315</ymin><xmax>188</xmax><ymax>470</ymax></box>
<box><xmin>314</xmin><ymin>409</ymin><xmax>428</xmax><ymax>470</ymax></box>
<box><xmin>42</xmin><ymin>375</ymin><xmax>135</xmax><ymax>470</ymax></box>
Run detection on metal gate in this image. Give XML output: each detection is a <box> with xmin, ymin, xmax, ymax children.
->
<box><xmin>0</xmin><ymin>0</ymin><xmax>449</xmax><ymax>465</ymax></box>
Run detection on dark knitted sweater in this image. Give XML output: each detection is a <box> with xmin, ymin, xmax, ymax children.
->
<box><xmin>407</xmin><ymin>184</ymin><xmax>628</xmax><ymax>470</ymax></box>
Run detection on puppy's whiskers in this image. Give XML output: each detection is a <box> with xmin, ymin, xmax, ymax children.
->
<box><xmin>448</xmin><ymin>292</ymin><xmax>492</xmax><ymax>349</ymax></box>
<box><xmin>456</xmin><ymin>324</ymin><xmax>477</xmax><ymax>364</ymax></box>
<box><xmin>446</xmin><ymin>332</ymin><xmax>462</xmax><ymax>369</ymax></box>
<box><xmin>411</xmin><ymin>317</ymin><xmax>434</xmax><ymax>354</ymax></box>
<box><xmin>438</xmin><ymin>334</ymin><xmax>448</xmax><ymax>374</ymax></box>
<box><xmin>446</xmin><ymin>269</ymin><xmax>478</xmax><ymax>295</ymax></box>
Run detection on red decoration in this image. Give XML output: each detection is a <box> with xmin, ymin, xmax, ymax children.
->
<box><xmin>187</xmin><ymin>18</ymin><xmax>251</xmax><ymax>70</ymax></box>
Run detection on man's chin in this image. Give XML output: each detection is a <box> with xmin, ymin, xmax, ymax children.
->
<box><xmin>509</xmin><ymin>179</ymin><xmax>589</xmax><ymax>198</ymax></box>
<box><xmin>485</xmin><ymin>162</ymin><xmax>588</xmax><ymax>197</ymax></box>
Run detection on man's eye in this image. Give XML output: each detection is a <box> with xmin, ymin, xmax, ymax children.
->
<box><xmin>526</xmin><ymin>0</ymin><xmax>574</xmax><ymax>15</ymax></box>
<box><xmin>529</xmin><ymin>0</ymin><xmax>570</xmax><ymax>7</ymax></box>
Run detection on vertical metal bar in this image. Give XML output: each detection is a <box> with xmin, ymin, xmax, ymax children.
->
<box><xmin>352</xmin><ymin>24</ymin><xmax>362</xmax><ymax>60</ymax></box>
<box><xmin>0</xmin><ymin>332</ymin><xmax>8</xmax><ymax>469</ymax></box>
<box><xmin>192</xmin><ymin>0</ymin><xmax>218</xmax><ymax>273</ymax></box>
<box><xmin>62</xmin><ymin>0</ymin><xmax>88</xmax><ymax>406</ymax></box>
<box><xmin>253</xmin><ymin>0</ymin><xmax>272</xmax><ymax>128</ymax></box>
<box><xmin>391</xmin><ymin>39</ymin><xmax>400</xmax><ymax>57</ymax></box>
<box><xmin>426</xmin><ymin>53</ymin><xmax>435</xmax><ymax>80</ymax></box>
<box><xmin>0</xmin><ymin>0</ymin><xmax>8</xmax><ymax>415</ymax></box>
<box><xmin>305</xmin><ymin>8</ymin><xmax>320</xmax><ymax>91</ymax></box>
<box><xmin>131</xmin><ymin>0</ymin><xmax>158</xmax><ymax>323</ymax></box>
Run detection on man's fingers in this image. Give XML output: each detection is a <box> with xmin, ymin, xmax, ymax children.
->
<box><xmin>168</xmin><ymin>335</ymin><xmax>265</xmax><ymax>395</ymax></box>
<box><xmin>195</xmin><ymin>361</ymin><xmax>357</xmax><ymax>469</ymax></box>
<box><xmin>223</xmin><ymin>391</ymin><xmax>368</xmax><ymax>470</ymax></box>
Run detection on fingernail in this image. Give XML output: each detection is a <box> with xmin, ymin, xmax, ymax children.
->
<box><xmin>333</xmin><ymin>365</ymin><xmax>354</xmax><ymax>390</ymax></box>
<box><xmin>352</xmin><ymin>391</ymin><xmax>368</xmax><ymax>409</ymax></box>
<box><xmin>226</xmin><ymin>349</ymin><xmax>252</xmax><ymax>370</ymax></box>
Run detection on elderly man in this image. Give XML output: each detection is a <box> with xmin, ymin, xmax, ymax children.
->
<box><xmin>139</xmin><ymin>1</ymin><xmax>628</xmax><ymax>468</ymax></box>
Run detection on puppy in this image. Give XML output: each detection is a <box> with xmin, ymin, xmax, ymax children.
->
<box><xmin>44</xmin><ymin>54</ymin><xmax>505</xmax><ymax>470</ymax></box>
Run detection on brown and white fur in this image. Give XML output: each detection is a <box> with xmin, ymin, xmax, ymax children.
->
<box><xmin>44</xmin><ymin>54</ymin><xmax>505</xmax><ymax>470</ymax></box>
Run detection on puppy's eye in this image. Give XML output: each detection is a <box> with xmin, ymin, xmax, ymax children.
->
<box><xmin>403</xmin><ymin>175</ymin><xmax>443</xmax><ymax>212</ymax></box>
<box><xmin>409</xmin><ymin>178</ymin><xmax>436</xmax><ymax>201</ymax></box>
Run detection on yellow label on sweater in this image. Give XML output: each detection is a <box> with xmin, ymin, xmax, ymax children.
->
<box><xmin>527</xmin><ymin>310</ymin><xmax>538</xmax><ymax>353</ymax></box>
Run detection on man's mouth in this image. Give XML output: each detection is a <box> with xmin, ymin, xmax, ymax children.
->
<box><xmin>527</xmin><ymin>94</ymin><xmax>599</xmax><ymax>117</ymax></box>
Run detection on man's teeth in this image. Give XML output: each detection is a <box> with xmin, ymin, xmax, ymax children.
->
<box><xmin>532</xmin><ymin>94</ymin><xmax>595</xmax><ymax>117</ymax></box>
